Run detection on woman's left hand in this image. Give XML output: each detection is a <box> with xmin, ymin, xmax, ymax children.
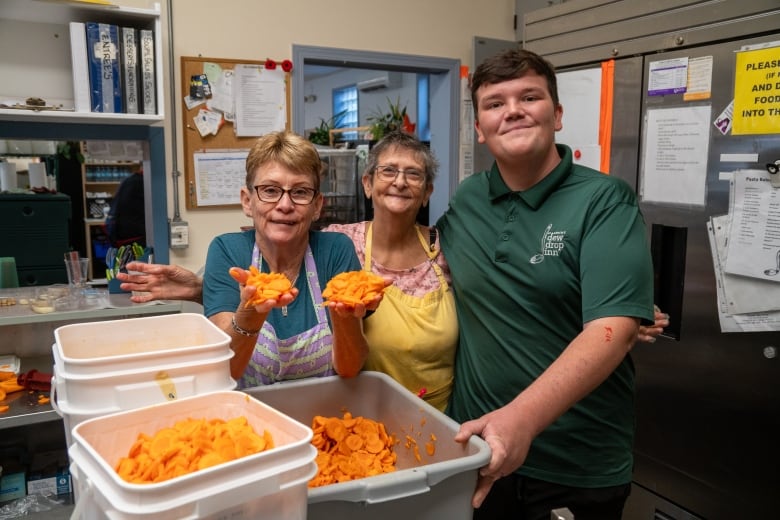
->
<box><xmin>325</xmin><ymin>290</ymin><xmax>386</xmax><ymax>318</ymax></box>
<box><xmin>324</xmin><ymin>277</ymin><xmax>390</xmax><ymax>318</ymax></box>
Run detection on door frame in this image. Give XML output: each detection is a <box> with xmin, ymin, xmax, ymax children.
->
<box><xmin>292</xmin><ymin>45</ymin><xmax>460</xmax><ymax>224</ymax></box>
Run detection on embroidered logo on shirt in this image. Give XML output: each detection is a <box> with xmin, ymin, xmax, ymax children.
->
<box><xmin>530</xmin><ymin>223</ymin><xmax>567</xmax><ymax>264</ymax></box>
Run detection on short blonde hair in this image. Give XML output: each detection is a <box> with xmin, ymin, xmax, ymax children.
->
<box><xmin>245</xmin><ymin>131</ymin><xmax>322</xmax><ymax>190</ymax></box>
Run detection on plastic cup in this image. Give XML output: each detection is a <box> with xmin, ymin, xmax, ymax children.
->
<box><xmin>0</xmin><ymin>257</ymin><xmax>19</xmax><ymax>289</ymax></box>
<box><xmin>28</xmin><ymin>162</ymin><xmax>47</xmax><ymax>188</ymax></box>
<box><xmin>0</xmin><ymin>162</ymin><xmax>17</xmax><ymax>191</ymax></box>
<box><xmin>65</xmin><ymin>258</ymin><xmax>90</xmax><ymax>288</ymax></box>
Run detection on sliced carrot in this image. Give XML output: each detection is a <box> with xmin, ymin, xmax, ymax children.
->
<box><xmin>0</xmin><ymin>379</ymin><xmax>24</xmax><ymax>393</ymax></box>
<box><xmin>322</xmin><ymin>271</ymin><xmax>387</xmax><ymax>307</ymax></box>
<box><xmin>308</xmin><ymin>411</ymin><xmax>397</xmax><ymax>488</ymax></box>
<box><xmin>115</xmin><ymin>416</ymin><xmax>274</xmax><ymax>484</ymax></box>
<box><xmin>233</xmin><ymin>266</ymin><xmax>294</xmax><ymax>308</ymax></box>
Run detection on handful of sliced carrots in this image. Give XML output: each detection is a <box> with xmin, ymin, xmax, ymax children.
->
<box><xmin>322</xmin><ymin>271</ymin><xmax>387</xmax><ymax>307</ymax></box>
<box><xmin>115</xmin><ymin>416</ymin><xmax>274</xmax><ymax>484</ymax></box>
<box><xmin>308</xmin><ymin>411</ymin><xmax>397</xmax><ymax>488</ymax></box>
<box><xmin>230</xmin><ymin>266</ymin><xmax>294</xmax><ymax>308</ymax></box>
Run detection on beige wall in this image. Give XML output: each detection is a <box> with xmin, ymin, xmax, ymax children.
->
<box><xmin>149</xmin><ymin>0</ymin><xmax>515</xmax><ymax>273</ymax></box>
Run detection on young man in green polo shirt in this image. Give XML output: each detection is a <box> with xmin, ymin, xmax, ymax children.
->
<box><xmin>437</xmin><ymin>48</ymin><xmax>655</xmax><ymax>519</ymax></box>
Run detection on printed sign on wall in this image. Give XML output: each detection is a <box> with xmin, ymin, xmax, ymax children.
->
<box><xmin>732</xmin><ymin>44</ymin><xmax>780</xmax><ymax>135</ymax></box>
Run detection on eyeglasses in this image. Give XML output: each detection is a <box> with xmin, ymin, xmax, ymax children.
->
<box><xmin>375</xmin><ymin>165</ymin><xmax>426</xmax><ymax>185</ymax></box>
<box><xmin>253</xmin><ymin>184</ymin><xmax>318</xmax><ymax>205</ymax></box>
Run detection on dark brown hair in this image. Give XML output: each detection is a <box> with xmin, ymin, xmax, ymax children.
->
<box><xmin>470</xmin><ymin>49</ymin><xmax>560</xmax><ymax>114</ymax></box>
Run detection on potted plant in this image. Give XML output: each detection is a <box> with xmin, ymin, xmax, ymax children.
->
<box><xmin>367</xmin><ymin>97</ymin><xmax>416</xmax><ymax>140</ymax></box>
<box><xmin>308</xmin><ymin>110</ymin><xmax>347</xmax><ymax>146</ymax></box>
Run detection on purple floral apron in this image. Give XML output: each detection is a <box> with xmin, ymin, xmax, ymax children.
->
<box><xmin>237</xmin><ymin>243</ymin><xmax>334</xmax><ymax>388</ymax></box>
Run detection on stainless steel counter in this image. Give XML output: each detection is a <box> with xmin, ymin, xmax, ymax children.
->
<box><xmin>0</xmin><ymin>290</ymin><xmax>182</xmax><ymax>359</ymax></box>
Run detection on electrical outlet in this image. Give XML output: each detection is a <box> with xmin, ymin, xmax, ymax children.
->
<box><xmin>170</xmin><ymin>220</ymin><xmax>189</xmax><ymax>249</ymax></box>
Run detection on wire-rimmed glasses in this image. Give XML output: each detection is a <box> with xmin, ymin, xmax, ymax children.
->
<box><xmin>374</xmin><ymin>165</ymin><xmax>426</xmax><ymax>185</ymax></box>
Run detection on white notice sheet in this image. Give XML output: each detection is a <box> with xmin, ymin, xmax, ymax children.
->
<box><xmin>723</xmin><ymin>169</ymin><xmax>780</xmax><ymax>282</ymax></box>
<box><xmin>710</xmin><ymin>214</ymin><xmax>780</xmax><ymax>314</ymax></box>
<box><xmin>708</xmin><ymin>218</ymin><xmax>780</xmax><ymax>332</ymax></box>
<box><xmin>648</xmin><ymin>57</ymin><xmax>689</xmax><ymax>96</ymax></box>
<box><xmin>234</xmin><ymin>65</ymin><xmax>287</xmax><ymax>137</ymax></box>
<box><xmin>640</xmin><ymin>105</ymin><xmax>710</xmax><ymax>206</ymax></box>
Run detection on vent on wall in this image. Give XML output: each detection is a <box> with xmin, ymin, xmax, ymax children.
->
<box><xmin>357</xmin><ymin>72</ymin><xmax>402</xmax><ymax>92</ymax></box>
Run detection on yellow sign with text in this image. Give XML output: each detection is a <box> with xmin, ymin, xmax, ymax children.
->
<box><xmin>732</xmin><ymin>46</ymin><xmax>780</xmax><ymax>135</ymax></box>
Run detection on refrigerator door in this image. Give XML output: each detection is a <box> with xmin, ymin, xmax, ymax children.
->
<box><xmin>607</xmin><ymin>35</ymin><xmax>780</xmax><ymax>519</ymax></box>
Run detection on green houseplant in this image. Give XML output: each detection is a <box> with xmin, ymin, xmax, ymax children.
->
<box><xmin>308</xmin><ymin>110</ymin><xmax>347</xmax><ymax>146</ymax></box>
<box><xmin>367</xmin><ymin>97</ymin><xmax>407</xmax><ymax>141</ymax></box>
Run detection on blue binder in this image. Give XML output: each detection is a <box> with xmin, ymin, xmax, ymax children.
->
<box><xmin>85</xmin><ymin>22</ymin><xmax>123</xmax><ymax>113</ymax></box>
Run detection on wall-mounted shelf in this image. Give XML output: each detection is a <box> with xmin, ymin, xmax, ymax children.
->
<box><xmin>0</xmin><ymin>0</ymin><xmax>165</xmax><ymax>123</ymax></box>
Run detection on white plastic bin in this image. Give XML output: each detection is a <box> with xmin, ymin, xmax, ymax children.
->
<box><xmin>53</xmin><ymin>313</ymin><xmax>231</xmax><ymax>376</ymax></box>
<box><xmin>52</xmin><ymin>313</ymin><xmax>236</xmax><ymax>450</ymax></box>
<box><xmin>52</xmin><ymin>351</ymin><xmax>235</xmax><ymax>410</ymax></box>
<box><xmin>245</xmin><ymin>371</ymin><xmax>491</xmax><ymax>520</ymax></box>
<box><xmin>69</xmin><ymin>391</ymin><xmax>317</xmax><ymax>520</ymax></box>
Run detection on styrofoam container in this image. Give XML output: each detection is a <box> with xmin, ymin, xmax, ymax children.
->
<box><xmin>245</xmin><ymin>371</ymin><xmax>491</xmax><ymax>520</ymax></box>
<box><xmin>53</xmin><ymin>313</ymin><xmax>231</xmax><ymax>376</ymax></box>
<box><xmin>69</xmin><ymin>391</ymin><xmax>317</xmax><ymax>520</ymax></box>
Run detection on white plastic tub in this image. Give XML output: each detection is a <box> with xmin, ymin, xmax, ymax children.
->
<box><xmin>52</xmin><ymin>351</ymin><xmax>235</xmax><ymax>410</ymax></box>
<box><xmin>69</xmin><ymin>391</ymin><xmax>317</xmax><ymax>520</ymax></box>
<box><xmin>245</xmin><ymin>371</ymin><xmax>491</xmax><ymax>520</ymax></box>
<box><xmin>52</xmin><ymin>313</ymin><xmax>237</xmax><ymax>451</ymax></box>
<box><xmin>53</xmin><ymin>313</ymin><xmax>231</xmax><ymax>376</ymax></box>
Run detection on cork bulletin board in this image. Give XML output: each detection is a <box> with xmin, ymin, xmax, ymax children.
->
<box><xmin>180</xmin><ymin>56</ymin><xmax>291</xmax><ymax>209</ymax></box>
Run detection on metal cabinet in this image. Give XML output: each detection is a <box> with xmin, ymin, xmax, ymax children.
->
<box><xmin>0</xmin><ymin>193</ymin><xmax>71</xmax><ymax>286</ymax></box>
<box><xmin>317</xmin><ymin>149</ymin><xmax>364</xmax><ymax>228</ymax></box>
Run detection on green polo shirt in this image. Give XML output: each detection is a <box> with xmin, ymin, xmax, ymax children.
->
<box><xmin>437</xmin><ymin>144</ymin><xmax>654</xmax><ymax>488</ymax></box>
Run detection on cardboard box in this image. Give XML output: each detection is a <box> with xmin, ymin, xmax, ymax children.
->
<box><xmin>26</xmin><ymin>451</ymin><xmax>71</xmax><ymax>497</ymax></box>
<box><xmin>26</xmin><ymin>467</ymin><xmax>71</xmax><ymax>497</ymax></box>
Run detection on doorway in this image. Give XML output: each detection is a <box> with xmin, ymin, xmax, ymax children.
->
<box><xmin>291</xmin><ymin>45</ymin><xmax>460</xmax><ymax>224</ymax></box>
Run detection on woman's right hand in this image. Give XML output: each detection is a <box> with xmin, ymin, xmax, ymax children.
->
<box><xmin>230</xmin><ymin>266</ymin><xmax>299</xmax><ymax>314</ymax></box>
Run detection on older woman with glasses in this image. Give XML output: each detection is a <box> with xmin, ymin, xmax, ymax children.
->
<box><xmin>323</xmin><ymin>131</ymin><xmax>457</xmax><ymax>411</ymax></box>
<box><xmin>202</xmin><ymin>130</ymin><xmax>381</xmax><ymax>389</ymax></box>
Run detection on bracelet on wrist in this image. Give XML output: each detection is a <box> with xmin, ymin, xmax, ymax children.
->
<box><xmin>231</xmin><ymin>314</ymin><xmax>260</xmax><ymax>337</ymax></box>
